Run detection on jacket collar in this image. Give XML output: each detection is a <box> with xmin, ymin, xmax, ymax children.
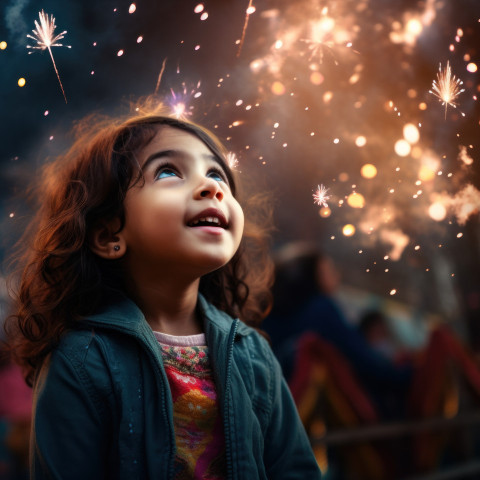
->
<box><xmin>84</xmin><ymin>289</ymin><xmax>252</xmax><ymax>340</ymax></box>
<box><xmin>198</xmin><ymin>294</ymin><xmax>251</xmax><ymax>338</ymax></box>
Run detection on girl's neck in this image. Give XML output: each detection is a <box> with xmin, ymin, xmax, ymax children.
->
<box><xmin>126</xmin><ymin>277</ymin><xmax>203</xmax><ymax>336</ymax></box>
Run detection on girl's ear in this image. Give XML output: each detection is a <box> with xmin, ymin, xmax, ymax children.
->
<box><xmin>89</xmin><ymin>219</ymin><xmax>126</xmax><ymax>259</ymax></box>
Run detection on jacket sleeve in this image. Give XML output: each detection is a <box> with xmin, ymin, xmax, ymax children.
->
<box><xmin>262</xmin><ymin>343</ymin><xmax>322</xmax><ymax>479</ymax></box>
<box><xmin>31</xmin><ymin>340</ymin><xmax>113</xmax><ymax>480</ymax></box>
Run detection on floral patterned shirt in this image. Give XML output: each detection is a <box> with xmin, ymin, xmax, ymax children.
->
<box><xmin>154</xmin><ymin>331</ymin><xmax>226</xmax><ymax>479</ymax></box>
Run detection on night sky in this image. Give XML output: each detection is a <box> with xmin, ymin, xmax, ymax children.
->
<box><xmin>1</xmin><ymin>0</ymin><xmax>480</xmax><ymax>342</ymax></box>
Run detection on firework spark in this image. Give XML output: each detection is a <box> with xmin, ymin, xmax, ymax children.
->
<box><xmin>154</xmin><ymin>57</ymin><xmax>168</xmax><ymax>95</ymax></box>
<box><xmin>429</xmin><ymin>61</ymin><xmax>465</xmax><ymax>119</ymax></box>
<box><xmin>313</xmin><ymin>184</ymin><xmax>331</xmax><ymax>208</ymax></box>
<box><xmin>27</xmin><ymin>10</ymin><xmax>70</xmax><ymax>103</ymax></box>
<box><xmin>236</xmin><ymin>0</ymin><xmax>255</xmax><ymax>57</ymax></box>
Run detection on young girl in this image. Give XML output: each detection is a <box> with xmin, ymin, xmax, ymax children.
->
<box><xmin>6</xmin><ymin>108</ymin><xmax>321</xmax><ymax>479</ymax></box>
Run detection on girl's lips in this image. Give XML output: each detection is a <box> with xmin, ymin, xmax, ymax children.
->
<box><xmin>190</xmin><ymin>225</ymin><xmax>225</xmax><ymax>236</ymax></box>
<box><xmin>186</xmin><ymin>207</ymin><xmax>229</xmax><ymax>229</ymax></box>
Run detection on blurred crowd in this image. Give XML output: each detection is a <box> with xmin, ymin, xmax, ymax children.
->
<box><xmin>263</xmin><ymin>242</ymin><xmax>480</xmax><ymax>479</ymax></box>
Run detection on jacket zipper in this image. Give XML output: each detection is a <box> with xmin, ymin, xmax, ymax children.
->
<box><xmin>224</xmin><ymin>319</ymin><xmax>239</xmax><ymax>480</ymax></box>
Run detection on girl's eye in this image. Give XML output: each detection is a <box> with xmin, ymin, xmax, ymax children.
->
<box><xmin>208</xmin><ymin>169</ymin><xmax>227</xmax><ymax>183</ymax></box>
<box><xmin>155</xmin><ymin>166</ymin><xmax>179</xmax><ymax>180</ymax></box>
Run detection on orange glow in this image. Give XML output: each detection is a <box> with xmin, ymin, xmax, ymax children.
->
<box><xmin>319</xmin><ymin>207</ymin><xmax>331</xmax><ymax>217</ymax></box>
<box><xmin>347</xmin><ymin>192</ymin><xmax>365</xmax><ymax>208</ymax></box>
<box><xmin>310</xmin><ymin>72</ymin><xmax>324</xmax><ymax>85</ymax></box>
<box><xmin>342</xmin><ymin>224</ymin><xmax>356</xmax><ymax>236</ymax></box>
<box><xmin>428</xmin><ymin>202</ymin><xmax>447</xmax><ymax>221</ymax></box>
<box><xmin>419</xmin><ymin>165</ymin><xmax>436</xmax><ymax>181</ymax></box>
<box><xmin>403</xmin><ymin>123</ymin><xmax>420</xmax><ymax>144</ymax></box>
<box><xmin>394</xmin><ymin>139</ymin><xmax>411</xmax><ymax>156</ymax></box>
<box><xmin>271</xmin><ymin>81</ymin><xmax>286</xmax><ymax>95</ymax></box>
<box><xmin>355</xmin><ymin>136</ymin><xmax>367</xmax><ymax>147</ymax></box>
<box><xmin>361</xmin><ymin>164</ymin><xmax>377</xmax><ymax>179</ymax></box>
<box><xmin>467</xmin><ymin>63</ymin><xmax>478</xmax><ymax>73</ymax></box>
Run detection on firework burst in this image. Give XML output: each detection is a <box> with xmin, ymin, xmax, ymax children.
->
<box><xmin>169</xmin><ymin>81</ymin><xmax>202</xmax><ymax>118</ymax></box>
<box><xmin>313</xmin><ymin>184</ymin><xmax>331</xmax><ymax>208</ymax></box>
<box><xmin>429</xmin><ymin>61</ymin><xmax>465</xmax><ymax>119</ymax></box>
<box><xmin>27</xmin><ymin>10</ymin><xmax>70</xmax><ymax>103</ymax></box>
<box><xmin>301</xmin><ymin>38</ymin><xmax>339</xmax><ymax>65</ymax></box>
<box><xmin>226</xmin><ymin>152</ymin><xmax>239</xmax><ymax>170</ymax></box>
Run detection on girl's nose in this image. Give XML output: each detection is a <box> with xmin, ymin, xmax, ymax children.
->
<box><xmin>197</xmin><ymin>177</ymin><xmax>224</xmax><ymax>201</ymax></box>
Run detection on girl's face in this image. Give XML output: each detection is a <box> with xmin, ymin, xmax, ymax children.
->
<box><xmin>118</xmin><ymin>126</ymin><xmax>244</xmax><ymax>281</ymax></box>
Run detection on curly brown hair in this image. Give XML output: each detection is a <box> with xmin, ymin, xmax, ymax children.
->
<box><xmin>5</xmin><ymin>108</ymin><xmax>273</xmax><ymax>386</ymax></box>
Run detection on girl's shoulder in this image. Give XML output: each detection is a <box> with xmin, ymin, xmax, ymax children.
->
<box><xmin>55</xmin><ymin>327</ymin><xmax>114</xmax><ymax>359</ymax></box>
<box><xmin>234</xmin><ymin>321</ymin><xmax>280</xmax><ymax>382</ymax></box>
<box><xmin>47</xmin><ymin>326</ymin><xmax>141</xmax><ymax>394</ymax></box>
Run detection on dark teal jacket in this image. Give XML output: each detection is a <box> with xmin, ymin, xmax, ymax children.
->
<box><xmin>31</xmin><ymin>294</ymin><xmax>321</xmax><ymax>479</ymax></box>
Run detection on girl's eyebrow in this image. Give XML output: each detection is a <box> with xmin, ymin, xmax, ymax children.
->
<box><xmin>141</xmin><ymin>149</ymin><xmax>177</xmax><ymax>172</ymax></box>
<box><xmin>141</xmin><ymin>149</ymin><xmax>222</xmax><ymax>172</ymax></box>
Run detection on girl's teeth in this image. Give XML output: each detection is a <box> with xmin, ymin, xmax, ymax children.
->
<box><xmin>190</xmin><ymin>217</ymin><xmax>221</xmax><ymax>225</ymax></box>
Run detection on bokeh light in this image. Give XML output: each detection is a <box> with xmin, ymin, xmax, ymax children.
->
<box><xmin>347</xmin><ymin>192</ymin><xmax>365</xmax><ymax>208</ymax></box>
<box><xmin>17</xmin><ymin>78</ymin><xmax>26</xmax><ymax>87</ymax></box>
<box><xmin>355</xmin><ymin>136</ymin><xmax>367</xmax><ymax>147</ymax></box>
<box><xmin>428</xmin><ymin>202</ymin><xmax>447</xmax><ymax>221</ymax></box>
<box><xmin>403</xmin><ymin>123</ymin><xmax>420</xmax><ymax>144</ymax></box>
<box><xmin>467</xmin><ymin>62</ymin><xmax>477</xmax><ymax>73</ymax></box>
<box><xmin>271</xmin><ymin>81</ymin><xmax>286</xmax><ymax>95</ymax></box>
<box><xmin>319</xmin><ymin>207</ymin><xmax>331</xmax><ymax>218</ymax></box>
<box><xmin>419</xmin><ymin>165</ymin><xmax>436</xmax><ymax>182</ymax></box>
<box><xmin>360</xmin><ymin>164</ymin><xmax>377</xmax><ymax>179</ymax></box>
<box><xmin>310</xmin><ymin>72</ymin><xmax>324</xmax><ymax>85</ymax></box>
<box><xmin>394</xmin><ymin>139</ymin><xmax>411</xmax><ymax>156</ymax></box>
<box><xmin>342</xmin><ymin>224</ymin><xmax>356</xmax><ymax>236</ymax></box>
